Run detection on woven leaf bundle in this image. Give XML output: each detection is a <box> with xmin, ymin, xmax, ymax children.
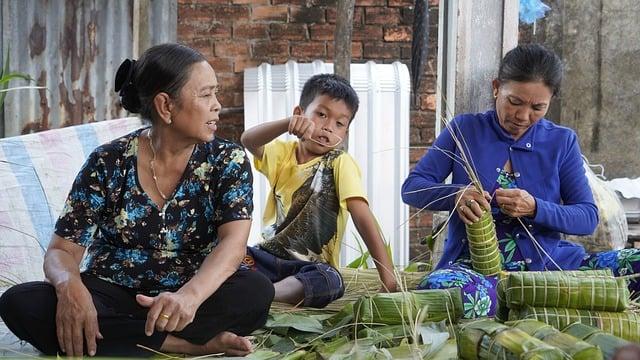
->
<box><xmin>458</xmin><ymin>319</ymin><xmax>564</xmax><ymax>360</ymax></box>
<box><xmin>510</xmin><ymin>306</ymin><xmax>640</xmax><ymax>342</ymax></box>
<box><xmin>562</xmin><ymin>322</ymin><xmax>631</xmax><ymax>360</ymax></box>
<box><xmin>496</xmin><ymin>270</ymin><xmax>614</xmax><ymax>322</ymax></box>
<box><xmin>354</xmin><ymin>288</ymin><xmax>463</xmax><ymax>325</ymax></box>
<box><xmin>466</xmin><ymin>211</ymin><xmax>502</xmax><ymax>276</ymax></box>
<box><xmin>507</xmin><ymin>319</ymin><xmax>603</xmax><ymax>360</ymax></box>
<box><xmin>504</xmin><ymin>270</ymin><xmax>630</xmax><ymax>312</ymax></box>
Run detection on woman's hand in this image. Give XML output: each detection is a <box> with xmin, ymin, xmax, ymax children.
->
<box><xmin>455</xmin><ymin>188</ymin><xmax>491</xmax><ymax>225</ymax></box>
<box><xmin>55</xmin><ymin>278</ymin><xmax>103</xmax><ymax>356</ymax></box>
<box><xmin>136</xmin><ymin>290</ymin><xmax>201</xmax><ymax>335</ymax></box>
<box><xmin>494</xmin><ymin>188</ymin><xmax>536</xmax><ymax>218</ymax></box>
<box><xmin>288</xmin><ymin>115</ymin><xmax>315</xmax><ymax>141</ymax></box>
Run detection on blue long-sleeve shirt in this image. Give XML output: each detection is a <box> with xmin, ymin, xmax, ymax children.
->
<box><xmin>402</xmin><ymin>110</ymin><xmax>599</xmax><ymax>271</ymax></box>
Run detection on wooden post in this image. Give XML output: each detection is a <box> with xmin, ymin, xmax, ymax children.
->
<box><xmin>132</xmin><ymin>0</ymin><xmax>150</xmax><ymax>58</ymax></box>
<box><xmin>334</xmin><ymin>0</ymin><xmax>355</xmax><ymax>82</ymax></box>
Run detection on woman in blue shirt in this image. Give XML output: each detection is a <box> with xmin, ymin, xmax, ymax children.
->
<box><xmin>402</xmin><ymin>44</ymin><xmax>640</xmax><ymax>318</ymax></box>
<box><xmin>0</xmin><ymin>44</ymin><xmax>274</xmax><ymax>356</ymax></box>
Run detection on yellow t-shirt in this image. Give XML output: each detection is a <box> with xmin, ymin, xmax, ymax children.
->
<box><xmin>255</xmin><ymin>140</ymin><xmax>367</xmax><ymax>267</ymax></box>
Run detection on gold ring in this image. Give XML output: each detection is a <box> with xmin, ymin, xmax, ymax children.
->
<box><xmin>160</xmin><ymin>313</ymin><xmax>171</xmax><ymax>320</ymax></box>
<box><xmin>465</xmin><ymin>199</ymin><xmax>475</xmax><ymax>207</ymax></box>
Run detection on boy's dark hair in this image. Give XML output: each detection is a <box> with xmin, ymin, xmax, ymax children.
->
<box><xmin>498</xmin><ymin>43</ymin><xmax>563</xmax><ymax>96</ymax></box>
<box><xmin>299</xmin><ymin>73</ymin><xmax>359</xmax><ymax>122</ymax></box>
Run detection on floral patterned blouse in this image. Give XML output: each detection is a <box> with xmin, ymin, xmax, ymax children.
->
<box><xmin>55</xmin><ymin>128</ymin><xmax>253</xmax><ymax>294</ymax></box>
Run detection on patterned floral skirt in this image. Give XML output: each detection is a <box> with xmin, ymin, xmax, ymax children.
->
<box><xmin>417</xmin><ymin>248</ymin><xmax>640</xmax><ymax>319</ymax></box>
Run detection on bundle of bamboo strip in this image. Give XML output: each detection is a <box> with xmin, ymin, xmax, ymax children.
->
<box><xmin>562</xmin><ymin>322</ymin><xmax>631</xmax><ymax>360</ymax></box>
<box><xmin>507</xmin><ymin>319</ymin><xmax>603</xmax><ymax>360</ymax></box>
<box><xmin>504</xmin><ymin>270</ymin><xmax>630</xmax><ymax>311</ymax></box>
<box><xmin>458</xmin><ymin>319</ymin><xmax>564</xmax><ymax>359</ymax></box>
<box><xmin>466</xmin><ymin>211</ymin><xmax>502</xmax><ymax>276</ymax></box>
<box><xmin>354</xmin><ymin>288</ymin><xmax>463</xmax><ymax>325</ymax></box>
<box><xmin>509</xmin><ymin>306</ymin><xmax>640</xmax><ymax>342</ymax></box>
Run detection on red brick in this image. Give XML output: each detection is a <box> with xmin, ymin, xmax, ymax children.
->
<box><xmin>179</xmin><ymin>21</ymin><xmax>231</xmax><ymax>39</ymax></box>
<box><xmin>421</xmin><ymin>127</ymin><xmax>435</xmax><ymax>145</ymax></box>
<box><xmin>290</xmin><ymin>6</ymin><xmax>326</xmax><ymax>24</ymax></box>
<box><xmin>233</xmin><ymin>23</ymin><xmax>269</xmax><ymax>39</ymax></box>
<box><xmin>363</xmin><ymin>42</ymin><xmax>400</xmax><ymax>59</ymax></box>
<box><xmin>400</xmin><ymin>44</ymin><xmax>412</xmax><ymax>59</ymax></box>
<box><xmin>273</xmin><ymin>0</ymin><xmax>306</xmax><ymax>4</ymax></box>
<box><xmin>400</xmin><ymin>7</ymin><xmax>414</xmax><ymax>25</ymax></box>
<box><xmin>217</xmin><ymin>90</ymin><xmax>243</xmax><ymax>108</ymax></box>
<box><xmin>270</xmin><ymin>23</ymin><xmax>308</xmax><ymax>41</ymax></box>
<box><xmin>291</xmin><ymin>41</ymin><xmax>327</xmax><ymax>58</ymax></box>
<box><xmin>181</xmin><ymin>0</ymin><xmax>230</xmax><ymax>3</ymax></box>
<box><xmin>233</xmin><ymin>58</ymin><xmax>264</xmax><ymax>73</ymax></box>
<box><xmin>180</xmin><ymin>4</ymin><xmax>250</xmax><ymax>22</ymax></box>
<box><xmin>232</xmin><ymin>0</ymin><xmax>267</xmax><ymax>3</ymax></box>
<box><xmin>309</xmin><ymin>24</ymin><xmax>334</xmax><ymax>41</ymax></box>
<box><xmin>410</xmin><ymin>147</ymin><xmax>427</xmax><ymax>163</ymax></box>
<box><xmin>410</xmin><ymin>110</ymin><xmax>433</xmax><ymax>127</ymax></box>
<box><xmin>411</xmin><ymin>212</ymin><xmax>433</xmax><ymax>228</ymax></box>
<box><xmin>365</xmin><ymin>7</ymin><xmax>401</xmax><ymax>25</ymax></box>
<box><xmin>207</xmin><ymin>57</ymin><xmax>234</xmax><ymax>73</ymax></box>
<box><xmin>389</xmin><ymin>0</ymin><xmax>413</xmax><ymax>6</ymax></box>
<box><xmin>326</xmin><ymin>6</ymin><xmax>363</xmax><ymax>25</ymax></box>
<box><xmin>352</xmin><ymin>25</ymin><xmax>383</xmax><ymax>41</ymax></box>
<box><xmin>217</xmin><ymin>73</ymin><xmax>243</xmax><ymax>91</ymax></box>
<box><xmin>215</xmin><ymin>41</ymin><xmax>250</xmax><ymax>57</ymax></box>
<box><xmin>384</xmin><ymin>26</ymin><xmax>411</xmax><ymax>42</ymax></box>
<box><xmin>419</xmin><ymin>94</ymin><xmax>436</xmax><ymax>111</ymax></box>
<box><xmin>327</xmin><ymin>42</ymin><xmax>363</xmax><ymax>59</ymax></box>
<box><xmin>252</xmin><ymin>5</ymin><xmax>288</xmax><ymax>22</ymax></box>
<box><xmin>355</xmin><ymin>0</ymin><xmax>386</xmax><ymax>6</ymax></box>
<box><xmin>252</xmin><ymin>40</ymin><xmax>290</xmax><ymax>57</ymax></box>
<box><xmin>217</xmin><ymin>111</ymin><xmax>244</xmax><ymax>143</ymax></box>
<box><xmin>309</xmin><ymin>0</ymin><xmax>336</xmax><ymax>5</ymax></box>
<box><xmin>189</xmin><ymin>38</ymin><xmax>214</xmax><ymax>57</ymax></box>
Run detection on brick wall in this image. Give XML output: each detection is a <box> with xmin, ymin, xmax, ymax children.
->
<box><xmin>178</xmin><ymin>0</ymin><xmax>439</xmax><ymax>261</ymax></box>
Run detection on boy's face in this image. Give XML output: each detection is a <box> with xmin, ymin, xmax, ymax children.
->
<box><xmin>295</xmin><ymin>94</ymin><xmax>353</xmax><ymax>156</ymax></box>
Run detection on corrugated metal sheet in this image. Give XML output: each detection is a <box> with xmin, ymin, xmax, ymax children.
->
<box><xmin>244</xmin><ymin>60</ymin><xmax>411</xmax><ymax>267</ymax></box>
<box><xmin>0</xmin><ymin>0</ymin><xmax>176</xmax><ymax>138</ymax></box>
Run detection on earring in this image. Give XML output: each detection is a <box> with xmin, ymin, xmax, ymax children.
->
<box><xmin>493</xmin><ymin>93</ymin><xmax>498</xmax><ymax>99</ymax></box>
<box><xmin>168</xmin><ymin>117</ymin><xmax>172</xmax><ymax>124</ymax></box>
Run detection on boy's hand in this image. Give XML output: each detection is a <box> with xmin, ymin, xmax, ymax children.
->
<box><xmin>288</xmin><ymin>115</ymin><xmax>315</xmax><ymax>141</ymax></box>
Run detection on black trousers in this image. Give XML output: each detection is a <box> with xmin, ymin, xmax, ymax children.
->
<box><xmin>0</xmin><ymin>270</ymin><xmax>274</xmax><ymax>357</ymax></box>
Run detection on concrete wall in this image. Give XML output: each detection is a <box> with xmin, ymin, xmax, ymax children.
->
<box><xmin>521</xmin><ymin>0</ymin><xmax>640</xmax><ymax>179</ymax></box>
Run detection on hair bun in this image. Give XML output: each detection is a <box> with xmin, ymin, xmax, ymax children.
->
<box><xmin>115</xmin><ymin>59</ymin><xmax>141</xmax><ymax>113</ymax></box>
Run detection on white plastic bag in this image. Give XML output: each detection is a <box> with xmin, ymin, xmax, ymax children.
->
<box><xmin>564</xmin><ymin>159</ymin><xmax>628</xmax><ymax>252</ymax></box>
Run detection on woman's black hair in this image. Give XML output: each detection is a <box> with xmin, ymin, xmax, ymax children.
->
<box><xmin>114</xmin><ymin>43</ymin><xmax>207</xmax><ymax>121</ymax></box>
<box><xmin>498</xmin><ymin>44</ymin><xmax>563</xmax><ymax>96</ymax></box>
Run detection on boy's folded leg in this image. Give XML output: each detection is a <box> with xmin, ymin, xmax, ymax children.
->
<box><xmin>241</xmin><ymin>246</ymin><xmax>344</xmax><ymax>308</ymax></box>
<box><xmin>294</xmin><ymin>263</ymin><xmax>344</xmax><ymax>308</ymax></box>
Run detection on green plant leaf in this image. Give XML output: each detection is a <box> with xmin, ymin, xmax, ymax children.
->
<box><xmin>266</xmin><ymin>313</ymin><xmax>324</xmax><ymax>334</ymax></box>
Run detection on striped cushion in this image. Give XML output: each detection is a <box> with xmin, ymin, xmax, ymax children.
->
<box><xmin>0</xmin><ymin>118</ymin><xmax>144</xmax><ymax>283</ymax></box>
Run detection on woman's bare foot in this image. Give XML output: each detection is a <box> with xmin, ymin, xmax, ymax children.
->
<box><xmin>202</xmin><ymin>331</ymin><xmax>253</xmax><ymax>356</ymax></box>
<box><xmin>160</xmin><ymin>331</ymin><xmax>252</xmax><ymax>356</ymax></box>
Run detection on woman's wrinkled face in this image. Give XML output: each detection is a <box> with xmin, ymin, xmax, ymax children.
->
<box><xmin>173</xmin><ymin>61</ymin><xmax>221</xmax><ymax>142</ymax></box>
<box><xmin>493</xmin><ymin>80</ymin><xmax>553</xmax><ymax>140</ymax></box>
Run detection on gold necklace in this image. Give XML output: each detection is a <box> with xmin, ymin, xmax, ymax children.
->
<box><xmin>147</xmin><ymin>129</ymin><xmax>169</xmax><ymax>201</ymax></box>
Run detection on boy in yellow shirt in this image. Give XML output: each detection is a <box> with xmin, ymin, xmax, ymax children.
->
<box><xmin>240</xmin><ymin>74</ymin><xmax>396</xmax><ymax>308</ymax></box>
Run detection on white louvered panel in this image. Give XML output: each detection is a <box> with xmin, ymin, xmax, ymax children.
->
<box><xmin>243</xmin><ymin>61</ymin><xmax>410</xmax><ymax>267</ymax></box>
